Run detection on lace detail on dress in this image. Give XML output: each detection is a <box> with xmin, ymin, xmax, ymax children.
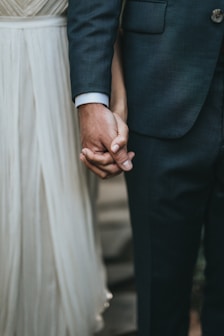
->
<box><xmin>0</xmin><ymin>0</ymin><xmax>67</xmax><ymax>17</ymax></box>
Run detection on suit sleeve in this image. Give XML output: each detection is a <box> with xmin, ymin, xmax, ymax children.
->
<box><xmin>67</xmin><ymin>0</ymin><xmax>122</xmax><ymax>101</ymax></box>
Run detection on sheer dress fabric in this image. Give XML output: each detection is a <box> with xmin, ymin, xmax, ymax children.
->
<box><xmin>0</xmin><ymin>1</ymin><xmax>109</xmax><ymax>335</ymax></box>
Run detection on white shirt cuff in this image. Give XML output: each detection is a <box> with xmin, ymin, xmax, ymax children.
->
<box><xmin>75</xmin><ymin>93</ymin><xmax>109</xmax><ymax>108</ymax></box>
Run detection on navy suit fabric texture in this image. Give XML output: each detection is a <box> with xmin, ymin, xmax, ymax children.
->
<box><xmin>68</xmin><ymin>0</ymin><xmax>224</xmax><ymax>138</ymax></box>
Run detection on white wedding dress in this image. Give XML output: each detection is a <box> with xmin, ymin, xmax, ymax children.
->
<box><xmin>0</xmin><ymin>1</ymin><xmax>109</xmax><ymax>336</ymax></box>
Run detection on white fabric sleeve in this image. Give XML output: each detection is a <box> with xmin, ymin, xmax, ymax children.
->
<box><xmin>75</xmin><ymin>93</ymin><xmax>109</xmax><ymax>108</ymax></box>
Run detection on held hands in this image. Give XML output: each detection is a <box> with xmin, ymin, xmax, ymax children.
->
<box><xmin>79</xmin><ymin>103</ymin><xmax>135</xmax><ymax>179</ymax></box>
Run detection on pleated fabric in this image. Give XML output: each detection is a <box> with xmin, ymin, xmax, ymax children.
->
<box><xmin>0</xmin><ymin>15</ymin><xmax>108</xmax><ymax>336</ymax></box>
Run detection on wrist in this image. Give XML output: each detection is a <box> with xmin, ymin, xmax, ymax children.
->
<box><xmin>78</xmin><ymin>103</ymin><xmax>112</xmax><ymax>122</ymax></box>
<box><xmin>110</xmin><ymin>100</ymin><xmax>127</xmax><ymax>122</ymax></box>
<box><xmin>78</xmin><ymin>102</ymin><xmax>105</xmax><ymax>113</ymax></box>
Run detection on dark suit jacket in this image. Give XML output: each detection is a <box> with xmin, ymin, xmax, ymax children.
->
<box><xmin>67</xmin><ymin>0</ymin><xmax>224</xmax><ymax>138</ymax></box>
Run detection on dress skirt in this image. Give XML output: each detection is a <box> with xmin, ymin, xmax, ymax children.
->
<box><xmin>0</xmin><ymin>16</ymin><xmax>108</xmax><ymax>336</ymax></box>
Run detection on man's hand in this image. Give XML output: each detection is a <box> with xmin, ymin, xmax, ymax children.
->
<box><xmin>78</xmin><ymin>103</ymin><xmax>134</xmax><ymax>178</ymax></box>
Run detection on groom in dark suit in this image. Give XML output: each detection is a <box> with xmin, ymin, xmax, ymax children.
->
<box><xmin>67</xmin><ymin>1</ymin><xmax>224</xmax><ymax>335</ymax></box>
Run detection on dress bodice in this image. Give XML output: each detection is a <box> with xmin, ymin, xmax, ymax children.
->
<box><xmin>0</xmin><ymin>0</ymin><xmax>67</xmax><ymax>17</ymax></box>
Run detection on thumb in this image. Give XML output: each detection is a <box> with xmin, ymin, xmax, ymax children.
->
<box><xmin>111</xmin><ymin>112</ymin><xmax>128</xmax><ymax>154</ymax></box>
<box><xmin>111</xmin><ymin>135</ymin><xmax>126</xmax><ymax>154</ymax></box>
<box><xmin>111</xmin><ymin>146</ymin><xmax>133</xmax><ymax>171</ymax></box>
<box><xmin>109</xmin><ymin>113</ymin><xmax>133</xmax><ymax>171</ymax></box>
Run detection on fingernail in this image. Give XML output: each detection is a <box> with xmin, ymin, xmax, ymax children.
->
<box><xmin>122</xmin><ymin>160</ymin><xmax>132</xmax><ymax>170</ymax></box>
<box><xmin>112</xmin><ymin>144</ymin><xmax>120</xmax><ymax>153</ymax></box>
<box><xmin>82</xmin><ymin>148</ymin><xmax>87</xmax><ymax>155</ymax></box>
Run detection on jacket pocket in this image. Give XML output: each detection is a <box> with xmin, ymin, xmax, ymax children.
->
<box><xmin>122</xmin><ymin>0</ymin><xmax>167</xmax><ymax>34</ymax></box>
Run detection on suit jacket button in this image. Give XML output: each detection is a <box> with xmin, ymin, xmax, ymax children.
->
<box><xmin>211</xmin><ymin>9</ymin><xmax>224</xmax><ymax>23</ymax></box>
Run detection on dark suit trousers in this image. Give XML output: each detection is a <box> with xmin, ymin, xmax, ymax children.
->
<box><xmin>125</xmin><ymin>53</ymin><xmax>224</xmax><ymax>336</ymax></box>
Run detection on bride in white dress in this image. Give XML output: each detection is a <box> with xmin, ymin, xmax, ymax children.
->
<box><xmin>0</xmin><ymin>1</ymin><xmax>110</xmax><ymax>335</ymax></box>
